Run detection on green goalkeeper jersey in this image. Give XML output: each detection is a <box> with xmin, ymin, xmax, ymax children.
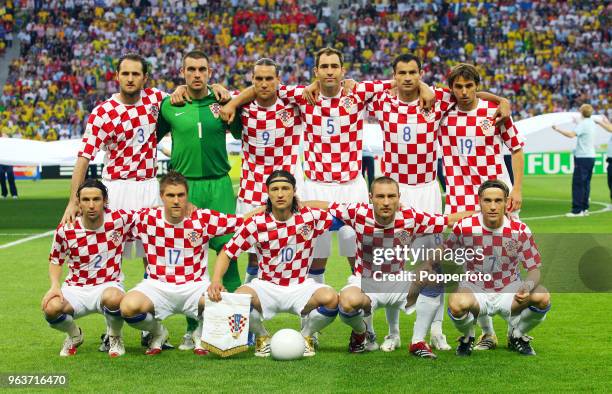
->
<box><xmin>157</xmin><ymin>91</ymin><xmax>242</xmax><ymax>179</ymax></box>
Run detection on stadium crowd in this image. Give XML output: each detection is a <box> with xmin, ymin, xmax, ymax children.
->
<box><xmin>0</xmin><ymin>0</ymin><xmax>610</xmax><ymax>140</ymax></box>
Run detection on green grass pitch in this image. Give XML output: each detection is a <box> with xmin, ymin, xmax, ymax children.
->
<box><xmin>0</xmin><ymin>175</ymin><xmax>610</xmax><ymax>393</ymax></box>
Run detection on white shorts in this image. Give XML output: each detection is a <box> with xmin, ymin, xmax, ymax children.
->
<box><xmin>341</xmin><ymin>275</ymin><xmax>415</xmax><ymax>314</ymax></box>
<box><xmin>61</xmin><ymin>281</ymin><xmax>124</xmax><ymax>319</ymax></box>
<box><xmin>399</xmin><ymin>180</ymin><xmax>442</xmax><ymax>214</ymax></box>
<box><xmin>245</xmin><ymin>278</ymin><xmax>331</xmax><ymax>320</ymax></box>
<box><xmin>461</xmin><ymin>280</ymin><xmax>522</xmax><ymax>325</ymax></box>
<box><xmin>304</xmin><ymin>175</ymin><xmax>369</xmax><ymax>258</ymax></box>
<box><xmin>103</xmin><ymin>178</ymin><xmax>161</xmax><ymax>258</ymax></box>
<box><xmin>132</xmin><ymin>278</ymin><xmax>209</xmax><ymax>320</ymax></box>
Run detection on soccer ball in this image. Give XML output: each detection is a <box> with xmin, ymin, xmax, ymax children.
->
<box><xmin>270</xmin><ymin>329</ymin><xmax>304</xmax><ymax>361</ymax></box>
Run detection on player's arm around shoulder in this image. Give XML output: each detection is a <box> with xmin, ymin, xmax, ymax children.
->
<box><xmin>155</xmin><ymin>96</ymin><xmax>173</xmax><ymax>141</ymax></box>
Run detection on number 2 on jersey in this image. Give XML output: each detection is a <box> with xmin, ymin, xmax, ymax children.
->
<box><xmin>91</xmin><ymin>254</ymin><xmax>104</xmax><ymax>269</ymax></box>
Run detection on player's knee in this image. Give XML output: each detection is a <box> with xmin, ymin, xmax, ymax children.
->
<box><xmin>43</xmin><ymin>297</ymin><xmax>64</xmax><ymax>319</ymax></box>
<box><xmin>448</xmin><ymin>293</ymin><xmax>471</xmax><ymax>317</ymax></box>
<box><xmin>317</xmin><ymin>288</ymin><xmax>338</xmax><ymax>309</ymax></box>
<box><xmin>339</xmin><ymin>291</ymin><xmax>361</xmax><ymax>312</ymax></box>
<box><xmin>119</xmin><ymin>294</ymin><xmax>142</xmax><ymax>317</ymax></box>
<box><xmin>530</xmin><ymin>286</ymin><xmax>550</xmax><ymax>309</ymax></box>
<box><xmin>101</xmin><ymin>289</ymin><xmax>124</xmax><ymax>310</ymax></box>
<box><xmin>247</xmin><ymin>254</ymin><xmax>258</xmax><ymax>267</ymax></box>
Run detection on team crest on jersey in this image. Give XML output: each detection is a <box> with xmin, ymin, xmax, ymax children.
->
<box><xmin>277</xmin><ymin>109</ymin><xmax>292</xmax><ymax>127</ymax></box>
<box><xmin>228</xmin><ymin>313</ymin><xmax>247</xmax><ymax>339</ymax></box>
<box><xmin>298</xmin><ymin>224</ymin><xmax>313</xmax><ymax>240</ymax></box>
<box><xmin>149</xmin><ymin>105</ymin><xmax>159</xmax><ymax>120</ymax></box>
<box><xmin>108</xmin><ymin>230</ymin><xmax>122</xmax><ymax>246</ymax></box>
<box><xmin>187</xmin><ymin>231</ymin><xmax>202</xmax><ymax>246</ymax></box>
<box><xmin>395</xmin><ymin>230</ymin><xmax>412</xmax><ymax>246</ymax></box>
<box><xmin>341</xmin><ymin>96</ymin><xmax>354</xmax><ymax>111</ymax></box>
<box><xmin>479</xmin><ymin>118</ymin><xmax>495</xmax><ymax>136</ymax></box>
<box><xmin>503</xmin><ymin>238</ymin><xmax>520</xmax><ymax>258</ymax></box>
<box><xmin>210</xmin><ymin>103</ymin><xmax>221</xmax><ymax>118</ymax></box>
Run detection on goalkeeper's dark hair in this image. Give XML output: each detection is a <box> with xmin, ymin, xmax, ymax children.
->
<box><xmin>265</xmin><ymin>170</ymin><xmax>299</xmax><ymax>214</ymax></box>
<box><xmin>77</xmin><ymin>178</ymin><xmax>108</xmax><ymax>201</ymax></box>
<box><xmin>478</xmin><ymin>179</ymin><xmax>509</xmax><ymax>198</ymax></box>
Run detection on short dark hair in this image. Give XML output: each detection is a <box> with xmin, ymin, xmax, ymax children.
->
<box><xmin>392</xmin><ymin>54</ymin><xmax>422</xmax><ymax>73</ymax></box>
<box><xmin>315</xmin><ymin>47</ymin><xmax>343</xmax><ymax>68</ymax></box>
<box><xmin>160</xmin><ymin>171</ymin><xmax>189</xmax><ymax>194</ymax></box>
<box><xmin>182</xmin><ymin>50</ymin><xmax>209</xmax><ymax>67</ymax></box>
<box><xmin>117</xmin><ymin>53</ymin><xmax>148</xmax><ymax>75</ymax></box>
<box><xmin>265</xmin><ymin>170</ymin><xmax>298</xmax><ymax>213</ymax></box>
<box><xmin>478</xmin><ymin>179</ymin><xmax>509</xmax><ymax>198</ymax></box>
<box><xmin>77</xmin><ymin>178</ymin><xmax>108</xmax><ymax>201</ymax></box>
<box><xmin>447</xmin><ymin>63</ymin><xmax>480</xmax><ymax>88</ymax></box>
<box><xmin>370</xmin><ymin>176</ymin><xmax>400</xmax><ymax>194</ymax></box>
<box><xmin>254</xmin><ymin>58</ymin><xmax>279</xmax><ymax>76</ymax></box>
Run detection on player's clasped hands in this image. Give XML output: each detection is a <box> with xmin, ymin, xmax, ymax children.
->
<box><xmin>207</xmin><ymin>281</ymin><xmax>226</xmax><ymax>302</ymax></box>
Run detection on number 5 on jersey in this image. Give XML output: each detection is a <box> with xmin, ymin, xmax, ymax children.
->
<box><xmin>321</xmin><ymin>117</ymin><xmax>340</xmax><ymax>137</ymax></box>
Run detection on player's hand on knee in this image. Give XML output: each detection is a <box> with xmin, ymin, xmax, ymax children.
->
<box><xmin>170</xmin><ymin>84</ymin><xmax>190</xmax><ymax>105</ymax></box>
<box><xmin>493</xmin><ymin>99</ymin><xmax>512</xmax><ymax>124</ymax></box>
<box><xmin>41</xmin><ymin>286</ymin><xmax>63</xmax><ymax>310</ymax></box>
<box><xmin>207</xmin><ymin>281</ymin><xmax>225</xmax><ymax>302</ymax></box>
<box><xmin>514</xmin><ymin>282</ymin><xmax>533</xmax><ymax>305</ymax></box>
<box><xmin>210</xmin><ymin>83</ymin><xmax>231</xmax><ymax>103</ymax></box>
<box><xmin>220</xmin><ymin>103</ymin><xmax>236</xmax><ymax>123</ymax></box>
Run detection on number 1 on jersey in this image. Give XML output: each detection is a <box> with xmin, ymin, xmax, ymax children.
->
<box><xmin>198</xmin><ymin>122</ymin><xmax>202</xmax><ymax>139</ymax></box>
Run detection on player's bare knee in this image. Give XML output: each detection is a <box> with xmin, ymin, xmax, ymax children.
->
<box><xmin>119</xmin><ymin>293</ymin><xmax>144</xmax><ymax>317</ymax></box>
<box><xmin>448</xmin><ymin>293</ymin><xmax>471</xmax><ymax>317</ymax></box>
<box><xmin>339</xmin><ymin>291</ymin><xmax>362</xmax><ymax>312</ymax></box>
<box><xmin>101</xmin><ymin>288</ymin><xmax>124</xmax><ymax>310</ymax></box>
<box><xmin>317</xmin><ymin>288</ymin><xmax>338</xmax><ymax>309</ymax></box>
<box><xmin>43</xmin><ymin>297</ymin><xmax>64</xmax><ymax>319</ymax></box>
<box><xmin>530</xmin><ymin>286</ymin><xmax>550</xmax><ymax>309</ymax></box>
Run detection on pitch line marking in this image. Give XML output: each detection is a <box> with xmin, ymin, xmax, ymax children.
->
<box><xmin>0</xmin><ymin>230</ymin><xmax>54</xmax><ymax>249</ymax></box>
<box><xmin>522</xmin><ymin>198</ymin><xmax>611</xmax><ymax>221</ymax></box>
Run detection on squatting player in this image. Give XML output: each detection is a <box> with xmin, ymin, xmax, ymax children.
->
<box><xmin>208</xmin><ymin>170</ymin><xmax>340</xmax><ymax>357</ymax></box>
<box><xmin>439</xmin><ymin>63</ymin><xmax>525</xmax><ymax>350</ymax></box>
<box><xmin>119</xmin><ymin>171</ymin><xmax>245</xmax><ymax>356</ymax></box>
<box><xmin>367</xmin><ymin>54</ymin><xmax>511</xmax><ymax>352</ymax></box>
<box><xmin>447</xmin><ymin>180</ymin><xmax>551</xmax><ymax>356</ymax></box>
<box><xmin>306</xmin><ymin>176</ymin><xmax>472</xmax><ymax>357</ymax></box>
<box><xmin>42</xmin><ymin>179</ymin><xmax>131</xmax><ymax>357</ymax></box>
<box><xmin>157</xmin><ymin>50</ymin><xmax>243</xmax><ymax>350</ymax></box>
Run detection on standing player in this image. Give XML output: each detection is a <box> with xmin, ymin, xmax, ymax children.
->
<box><xmin>156</xmin><ymin>50</ymin><xmax>243</xmax><ymax>350</ymax></box>
<box><xmin>305</xmin><ymin>176</ymin><xmax>472</xmax><ymax>357</ymax></box>
<box><xmin>208</xmin><ymin>170</ymin><xmax>339</xmax><ymax>357</ymax></box>
<box><xmin>367</xmin><ymin>55</ymin><xmax>512</xmax><ymax>351</ymax></box>
<box><xmin>439</xmin><ymin>63</ymin><xmax>525</xmax><ymax>350</ymax></box>
<box><xmin>447</xmin><ymin>180</ymin><xmax>551</xmax><ymax>356</ymax></box>
<box><xmin>119</xmin><ymin>171</ymin><xmax>245</xmax><ymax>355</ymax></box>
<box><xmin>42</xmin><ymin>179</ymin><xmax>130</xmax><ymax>357</ymax></box>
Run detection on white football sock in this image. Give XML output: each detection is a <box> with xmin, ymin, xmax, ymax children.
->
<box><xmin>339</xmin><ymin>307</ymin><xmax>366</xmax><ymax>333</ymax></box>
<box><xmin>412</xmin><ymin>294</ymin><xmax>438</xmax><ymax>343</ymax></box>
<box><xmin>448</xmin><ymin>309</ymin><xmax>475</xmax><ymax>338</ymax></box>
<box><xmin>385</xmin><ymin>306</ymin><xmax>400</xmax><ymax>337</ymax></box>
<box><xmin>103</xmin><ymin>306</ymin><xmax>123</xmax><ymax>337</ymax></box>
<box><xmin>515</xmin><ymin>304</ymin><xmax>550</xmax><ymax>337</ymax></box>
<box><xmin>430</xmin><ymin>294</ymin><xmax>445</xmax><ymax>337</ymax></box>
<box><xmin>124</xmin><ymin>313</ymin><xmax>162</xmax><ymax>335</ymax></box>
<box><xmin>249</xmin><ymin>309</ymin><xmax>268</xmax><ymax>337</ymax></box>
<box><xmin>47</xmin><ymin>313</ymin><xmax>80</xmax><ymax>337</ymax></box>
<box><xmin>364</xmin><ymin>312</ymin><xmax>375</xmax><ymax>335</ymax></box>
<box><xmin>301</xmin><ymin>306</ymin><xmax>338</xmax><ymax>336</ymax></box>
<box><xmin>477</xmin><ymin>314</ymin><xmax>496</xmax><ymax>336</ymax></box>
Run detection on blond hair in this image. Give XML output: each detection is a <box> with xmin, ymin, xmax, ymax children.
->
<box><xmin>579</xmin><ymin>104</ymin><xmax>593</xmax><ymax>118</ymax></box>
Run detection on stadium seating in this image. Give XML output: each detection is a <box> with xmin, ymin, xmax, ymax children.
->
<box><xmin>1</xmin><ymin>0</ymin><xmax>609</xmax><ymax>140</ymax></box>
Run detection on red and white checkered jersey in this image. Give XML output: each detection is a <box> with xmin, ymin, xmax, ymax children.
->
<box><xmin>369</xmin><ymin>88</ymin><xmax>455</xmax><ymax>185</ymax></box>
<box><xmin>328</xmin><ymin>203</ymin><xmax>448</xmax><ymax>277</ymax></box>
<box><xmin>445</xmin><ymin>214</ymin><xmax>541</xmax><ymax>292</ymax></box>
<box><xmin>238</xmin><ymin>98</ymin><xmax>303</xmax><ymax>205</ymax></box>
<box><xmin>439</xmin><ymin>98</ymin><xmax>524</xmax><ymax>214</ymax></box>
<box><xmin>224</xmin><ymin>207</ymin><xmax>333</xmax><ymax>286</ymax></box>
<box><xmin>278</xmin><ymin>81</ymin><xmax>392</xmax><ymax>183</ymax></box>
<box><xmin>49</xmin><ymin>209</ymin><xmax>134</xmax><ymax>286</ymax></box>
<box><xmin>78</xmin><ymin>88</ymin><xmax>167</xmax><ymax>181</ymax></box>
<box><xmin>131</xmin><ymin>208</ymin><xmax>243</xmax><ymax>284</ymax></box>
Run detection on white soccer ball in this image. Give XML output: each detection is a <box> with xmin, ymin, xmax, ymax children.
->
<box><xmin>270</xmin><ymin>329</ymin><xmax>305</xmax><ymax>361</ymax></box>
